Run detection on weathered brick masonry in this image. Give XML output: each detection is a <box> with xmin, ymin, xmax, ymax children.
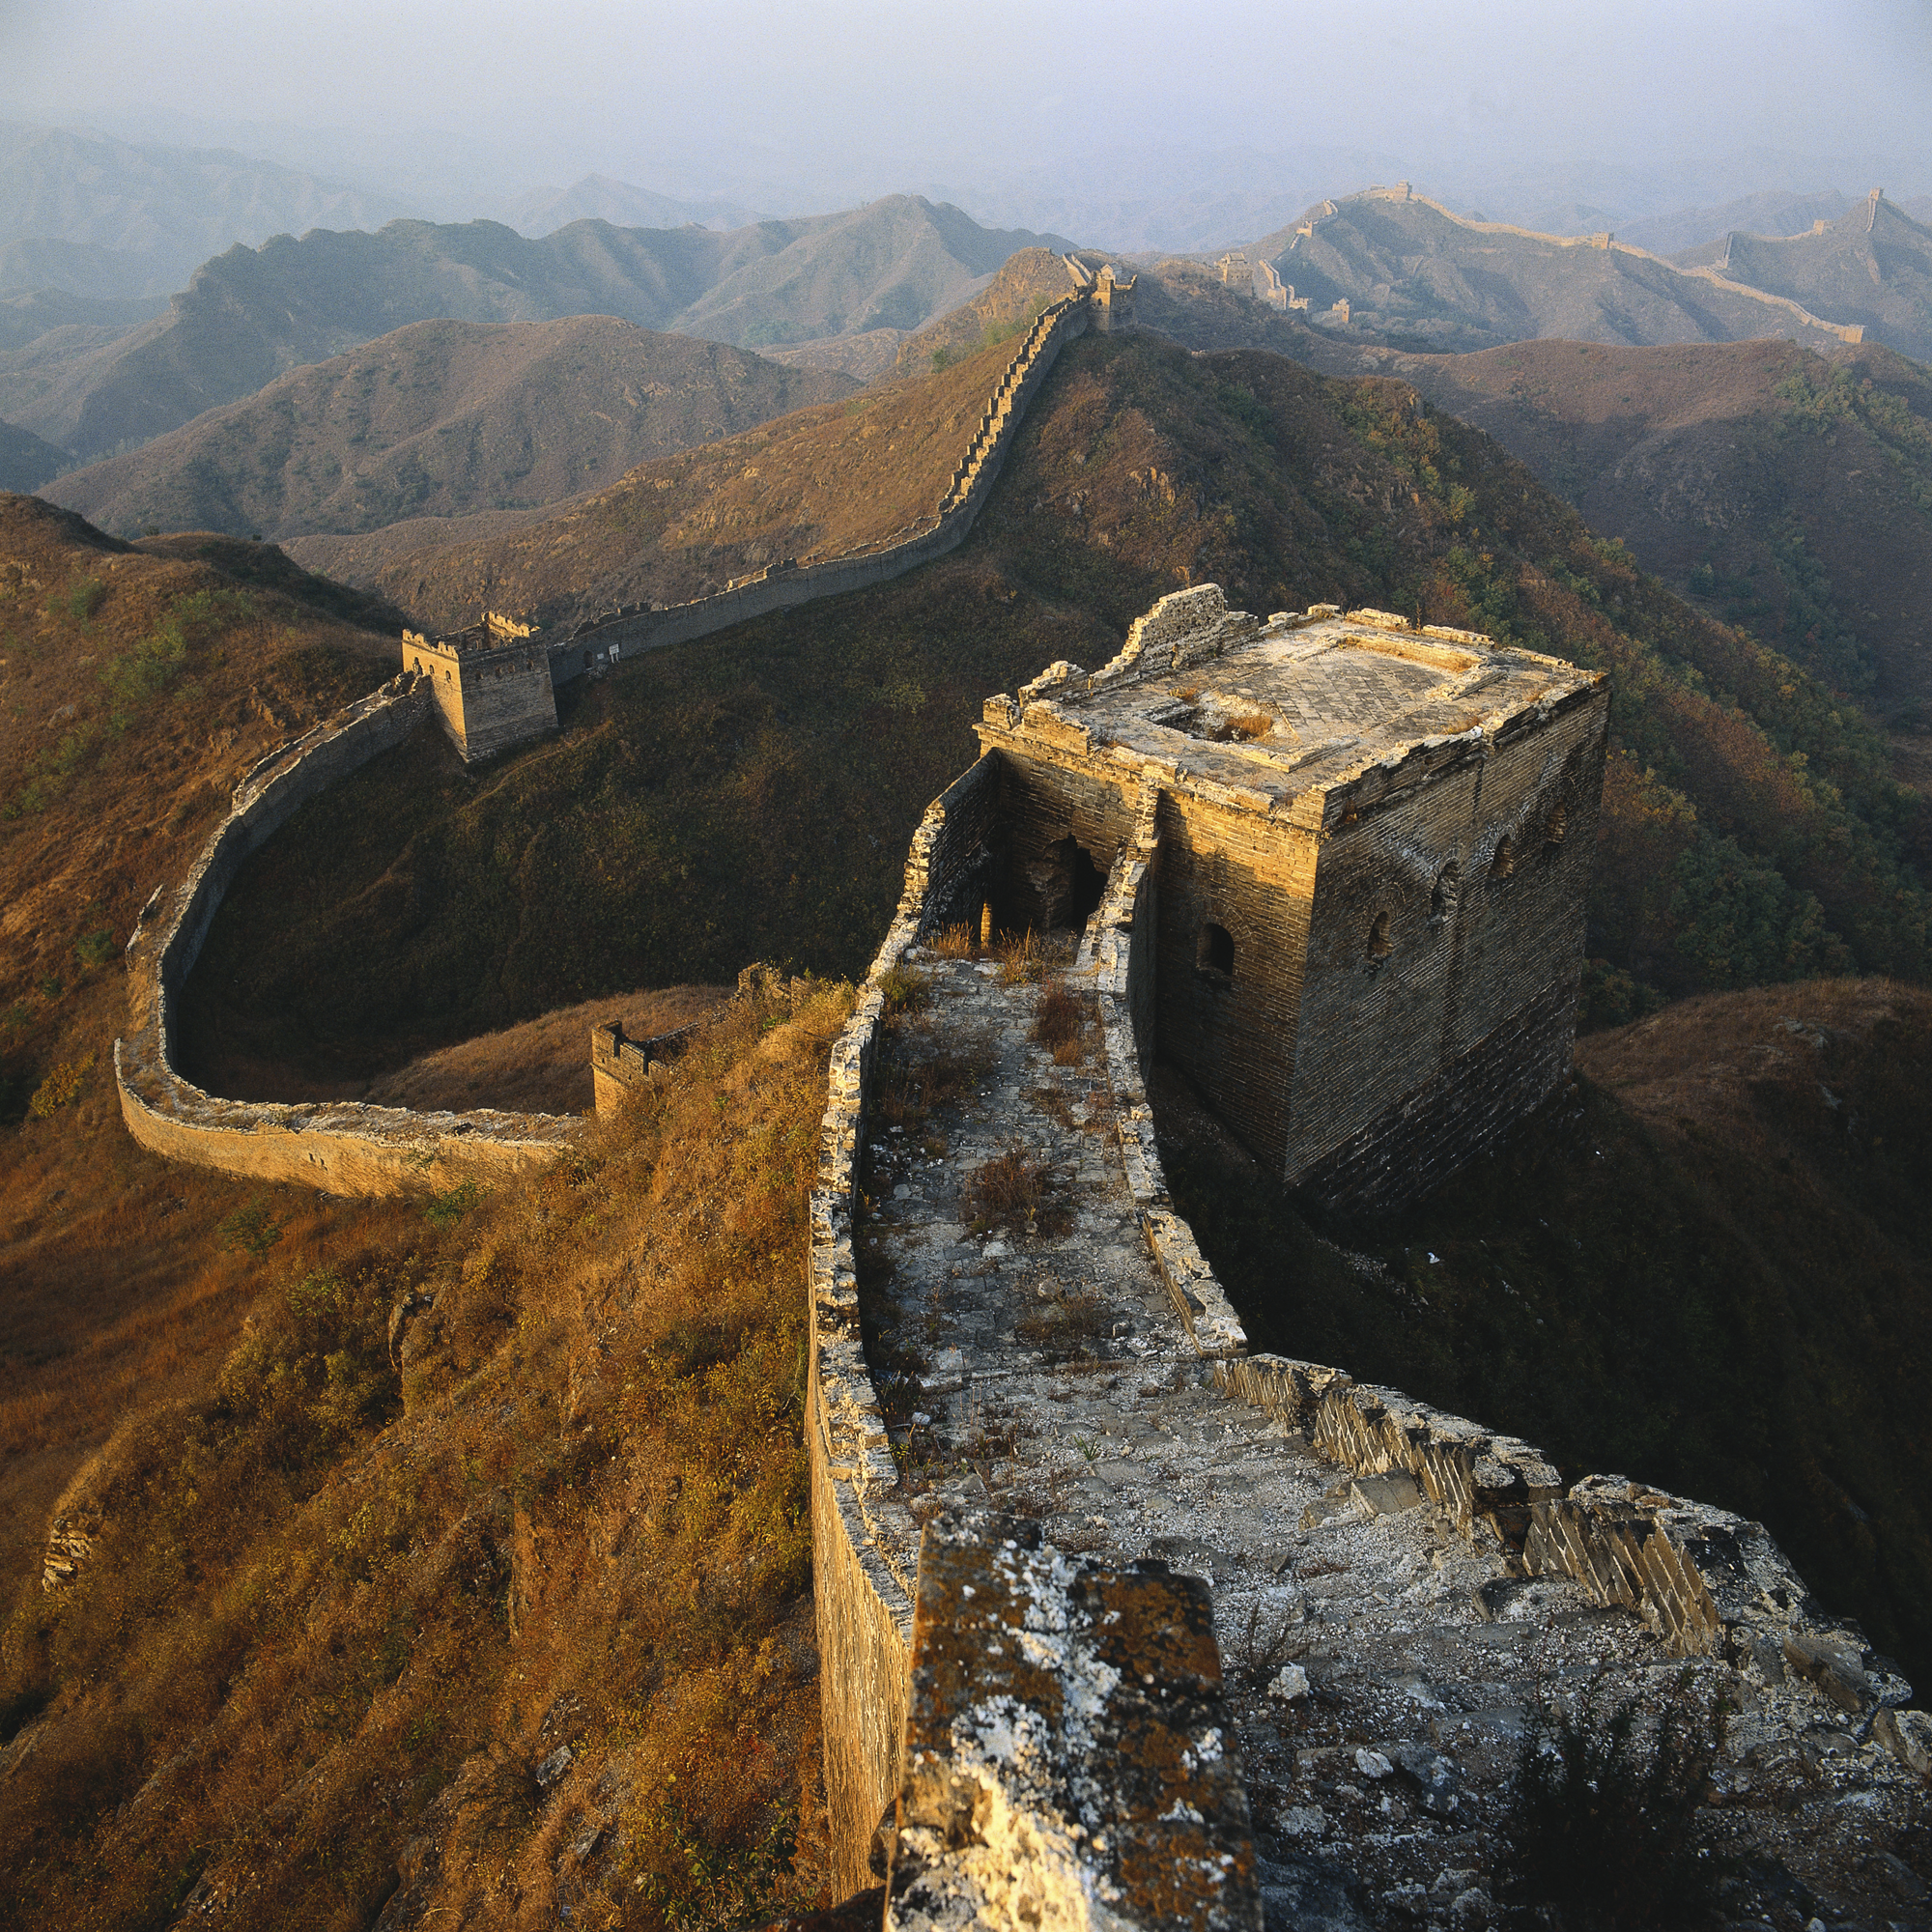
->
<box><xmin>974</xmin><ymin>586</ymin><xmax>1609</xmax><ymax>1210</ymax></box>
<box><xmin>404</xmin><ymin>610</ymin><xmax>558</xmax><ymax>763</ymax></box>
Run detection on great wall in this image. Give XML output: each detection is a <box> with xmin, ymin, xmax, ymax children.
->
<box><xmin>101</xmin><ymin>256</ymin><xmax>1932</xmax><ymax>1927</ymax></box>
<box><xmin>1282</xmin><ymin>182</ymin><xmax>1869</xmax><ymax>350</ymax></box>
<box><xmin>113</xmin><ymin>259</ymin><xmax>1132</xmax><ymax>1176</ymax></box>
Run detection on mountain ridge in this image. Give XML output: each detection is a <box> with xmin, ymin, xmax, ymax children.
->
<box><xmin>1249</xmin><ymin>185</ymin><xmax>1912</xmax><ymax>356</ymax></box>
<box><xmin>39</xmin><ymin>316</ymin><xmax>857</xmax><ymax>540</ymax></box>
<box><xmin>0</xmin><ymin>197</ymin><xmax>1075</xmax><ymax>462</ymax></box>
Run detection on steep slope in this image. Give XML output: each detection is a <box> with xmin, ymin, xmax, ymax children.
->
<box><xmin>1671</xmin><ymin>190</ymin><xmax>1932</xmax><ymax>363</ymax></box>
<box><xmin>0</xmin><ymin>492</ymin><xmax>411</xmax><ymax>1653</ymax></box>
<box><xmin>310</xmin><ymin>333</ymin><xmax>1029</xmax><ymax>630</ymax></box>
<box><xmin>1163</xmin><ymin>975</ymin><xmax>1932</xmax><ymax>1691</ymax></box>
<box><xmin>0</xmin><ymin>119</ymin><xmax>412</xmax><ymax>299</ymax></box>
<box><xmin>1251</xmin><ymin>186</ymin><xmax>1866</xmax><ymax>353</ymax></box>
<box><xmin>0</xmin><ymin>198</ymin><xmax>1074</xmax><ymax>462</ymax></box>
<box><xmin>1358</xmin><ymin>336</ymin><xmax>1932</xmax><ymax>710</ymax></box>
<box><xmin>40</xmin><ymin>317</ymin><xmax>856</xmax><ymax>541</ymax></box>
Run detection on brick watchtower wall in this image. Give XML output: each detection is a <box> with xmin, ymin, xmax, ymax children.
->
<box><xmin>404</xmin><ymin>612</ymin><xmax>558</xmax><ymax>762</ymax></box>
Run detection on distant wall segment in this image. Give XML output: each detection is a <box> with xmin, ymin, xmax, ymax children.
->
<box><xmin>546</xmin><ymin>292</ymin><xmax>1098</xmax><ymax>689</ymax></box>
<box><xmin>115</xmin><ymin>671</ymin><xmax>576</xmax><ymax>1196</ymax></box>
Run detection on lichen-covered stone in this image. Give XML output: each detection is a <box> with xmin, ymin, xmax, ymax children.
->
<box><xmin>888</xmin><ymin>1517</ymin><xmax>1261</xmax><ymax>1932</ymax></box>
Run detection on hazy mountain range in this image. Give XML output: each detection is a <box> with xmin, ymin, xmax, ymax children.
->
<box><xmin>40</xmin><ymin>316</ymin><xmax>856</xmax><ymax>540</ymax></box>
<box><xmin>0</xmin><ymin>121</ymin><xmax>414</xmax><ymax>299</ymax></box>
<box><xmin>0</xmin><ymin>196</ymin><xmax>1070</xmax><ymax>463</ymax></box>
<box><xmin>1246</xmin><ymin>187</ymin><xmax>1932</xmax><ymax>356</ymax></box>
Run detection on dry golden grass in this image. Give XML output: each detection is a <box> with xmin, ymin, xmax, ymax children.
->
<box><xmin>0</xmin><ymin>492</ymin><xmax>419</xmax><ymax>1646</ymax></box>
<box><xmin>0</xmin><ymin>981</ymin><xmax>852</xmax><ymax>1930</ymax></box>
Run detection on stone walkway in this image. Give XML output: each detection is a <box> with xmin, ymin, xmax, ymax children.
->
<box><xmin>857</xmin><ymin>945</ymin><xmax>1929</xmax><ymax>1932</ymax></box>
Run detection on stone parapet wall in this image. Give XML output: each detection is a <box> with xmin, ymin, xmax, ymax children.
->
<box><xmin>550</xmin><ymin>297</ymin><xmax>1093</xmax><ymax>687</ymax></box>
<box><xmin>1210</xmin><ymin>1354</ymin><xmax>1899</xmax><ymax>1689</ymax></box>
<box><xmin>116</xmin><ymin>672</ymin><xmax>577</xmax><ymax>1196</ymax></box>
<box><xmin>1079</xmin><ymin>777</ymin><xmax>1247</xmax><ymax>1358</ymax></box>
<box><xmin>810</xmin><ymin>753</ymin><xmax>1005</xmax><ymax>1898</ymax></box>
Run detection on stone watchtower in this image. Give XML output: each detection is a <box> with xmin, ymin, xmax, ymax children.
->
<box><xmin>974</xmin><ymin>587</ymin><xmax>1609</xmax><ymax>1211</ymax></box>
<box><xmin>403</xmin><ymin>611</ymin><xmax>558</xmax><ymax>762</ymax></box>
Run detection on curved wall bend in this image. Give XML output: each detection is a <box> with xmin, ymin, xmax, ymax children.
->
<box><xmin>115</xmin><ymin>671</ymin><xmax>577</xmax><ymax>1196</ymax></box>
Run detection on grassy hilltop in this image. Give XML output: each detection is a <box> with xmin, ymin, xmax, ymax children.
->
<box><xmin>0</xmin><ymin>495</ymin><xmax>828</xmax><ymax>1927</ymax></box>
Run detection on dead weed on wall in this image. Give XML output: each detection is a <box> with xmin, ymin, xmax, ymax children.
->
<box><xmin>0</xmin><ymin>982</ymin><xmax>855</xmax><ymax>1932</ymax></box>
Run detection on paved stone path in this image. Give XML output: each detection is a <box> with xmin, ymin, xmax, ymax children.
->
<box><xmin>857</xmin><ymin>945</ymin><xmax>1928</xmax><ymax>1931</ymax></box>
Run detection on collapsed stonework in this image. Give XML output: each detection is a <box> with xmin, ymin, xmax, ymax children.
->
<box><xmin>807</xmin><ymin>586</ymin><xmax>1927</xmax><ymax>1926</ymax></box>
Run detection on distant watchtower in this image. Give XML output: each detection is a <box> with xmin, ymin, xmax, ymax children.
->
<box><xmin>403</xmin><ymin>611</ymin><xmax>558</xmax><ymax>762</ymax></box>
<box><xmin>1064</xmin><ymin>254</ymin><xmax>1138</xmax><ymax>331</ymax></box>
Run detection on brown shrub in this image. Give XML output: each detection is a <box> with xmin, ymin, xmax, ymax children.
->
<box><xmin>960</xmin><ymin>1143</ymin><xmax>1069</xmax><ymax>1236</ymax></box>
<box><xmin>1227</xmin><ymin>710</ymin><xmax>1275</xmax><ymax>741</ymax></box>
<box><xmin>1032</xmin><ymin>979</ymin><xmax>1086</xmax><ymax>1062</ymax></box>
<box><xmin>929</xmin><ymin>923</ymin><xmax>978</xmax><ymax>959</ymax></box>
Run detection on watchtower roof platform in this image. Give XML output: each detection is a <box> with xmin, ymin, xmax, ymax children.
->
<box><xmin>404</xmin><ymin>610</ymin><xmax>537</xmax><ymax>658</ymax></box>
<box><xmin>985</xmin><ymin>593</ymin><xmax>1603</xmax><ymax>832</ymax></box>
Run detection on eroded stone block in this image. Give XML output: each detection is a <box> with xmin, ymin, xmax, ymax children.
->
<box><xmin>888</xmin><ymin>1516</ymin><xmax>1262</xmax><ymax>1932</ymax></box>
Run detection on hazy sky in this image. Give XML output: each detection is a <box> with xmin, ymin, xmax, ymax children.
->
<box><xmin>4</xmin><ymin>0</ymin><xmax>1929</xmax><ymax>211</ymax></box>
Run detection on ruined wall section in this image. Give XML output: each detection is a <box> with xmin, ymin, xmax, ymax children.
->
<box><xmin>810</xmin><ymin>753</ymin><xmax>1005</xmax><ymax>1899</ymax></box>
<box><xmin>548</xmin><ymin>297</ymin><xmax>1094</xmax><ymax>688</ymax></box>
<box><xmin>116</xmin><ymin>673</ymin><xmax>576</xmax><ymax>1195</ymax></box>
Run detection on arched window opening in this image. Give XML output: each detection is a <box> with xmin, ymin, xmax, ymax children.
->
<box><xmin>1198</xmin><ymin>922</ymin><xmax>1236</xmax><ymax>978</ymax></box>
<box><xmin>1491</xmin><ymin>835</ymin><xmax>1515</xmax><ymax>881</ymax></box>
<box><xmin>1431</xmin><ymin>862</ymin><xmax>1461</xmax><ymax>922</ymax></box>
<box><xmin>1544</xmin><ymin>802</ymin><xmax>1568</xmax><ymax>850</ymax></box>
<box><xmin>1367</xmin><ymin>911</ymin><xmax>1393</xmax><ymax>960</ymax></box>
